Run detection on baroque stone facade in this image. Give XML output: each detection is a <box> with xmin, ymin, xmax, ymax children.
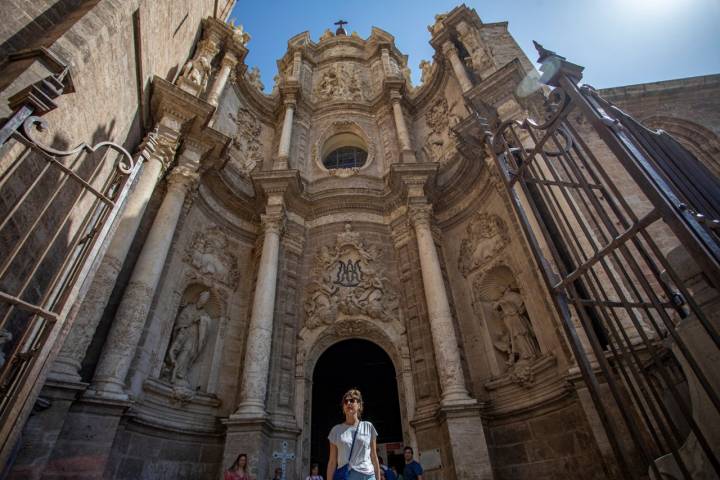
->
<box><xmin>2</xmin><ymin>3</ymin><xmax>719</xmax><ymax>480</ymax></box>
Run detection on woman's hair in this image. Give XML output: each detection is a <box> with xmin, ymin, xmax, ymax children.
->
<box><xmin>342</xmin><ymin>388</ymin><xmax>364</xmax><ymax>417</ymax></box>
<box><xmin>310</xmin><ymin>462</ymin><xmax>319</xmax><ymax>472</ymax></box>
<box><xmin>230</xmin><ymin>453</ymin><xmax>248</xmax><ymax>471</ymax></box>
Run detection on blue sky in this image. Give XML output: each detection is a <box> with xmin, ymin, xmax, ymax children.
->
<box><xmin>228</xmin><ymin>0</ymin><xmax>720</xmax><ymax>93</ymax></box>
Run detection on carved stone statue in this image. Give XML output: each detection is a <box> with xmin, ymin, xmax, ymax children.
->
<box><xmin>231</xmin><ymin>22</ymin><xmax>251</xmax><ymax>46</ymax></box>
<box><xmin>227</xmin><ymin>107</ymin><xmax>263</xmax><ymax>177</ymax></box>
<box><xmin>419</xmin><ymin>60</ymin><xmax>433</xmax><ymax>85</ymax></box>
<box><xmin>163</xmin><ymin>291</ymin><xmax>212</xmax><ymax>388</ymax></box>
<box><xmin>246</xmin><ymin>66</ymin><xmax>264</xmax><ymax>91</ymax></box>
<box><xmin>492</xmin><ymin>287</ymin><xmax>540</xmax><ymax>367</ymax></box>
<box><xmin>178</xmin><ymin>55</ymin><xmax>211</xmax><ymax>95</ymax></box>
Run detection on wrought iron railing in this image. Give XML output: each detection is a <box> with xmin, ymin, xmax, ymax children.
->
<box><xmin>480</xmin><ymin>43</ymin><xmax>720</xmax><ymax>479</ymax></box>
<box><xmin>0</xmin><ymin>65</ymin><xmax>142</xmax><ymax>459</ymax></box>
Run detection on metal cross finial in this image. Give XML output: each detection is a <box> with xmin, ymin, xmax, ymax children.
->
<box><xmin>334</xmin><ymin>19</ymin><xmax>348</xmax><ymax>35</ymax></box>
<box><xmin>272</xmin><ymin>441</ymin><xmax>295</xmax><ymax>480</ymax></box>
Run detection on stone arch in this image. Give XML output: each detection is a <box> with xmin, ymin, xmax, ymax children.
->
<box><xmin>294</xmin><ymin>317</ymin><xmax>416</xmax><ymax>476</ymax></box>
<box><xmin>642</xmin><ymin>115</ymin><xmax>720</xmax><ymax>178</ymax></box>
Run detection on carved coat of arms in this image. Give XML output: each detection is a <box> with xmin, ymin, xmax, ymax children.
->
<box><xmin>458</xmin><ymin>213</ymin><xmax>510</xmax><ymax>277</ymax></box>
<box><xmin>304</xmin><ymin>224</ymin><xmax>399</xmax><ymax>329</ymax></box>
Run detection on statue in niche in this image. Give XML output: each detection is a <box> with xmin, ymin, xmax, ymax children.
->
<box><xmin>492</xmin><ymin>286</ymin><xmax>540</xmax><ymax>368</ymax></box>
<box><xmin>304</xmin><ymin>224</ymin><xmax>399</xmax><ymax>329</ymax></box>
<box><xmin>163</xmin><ymin>291</ymin><xmax>212</xmax><ymax>388</ymax></box>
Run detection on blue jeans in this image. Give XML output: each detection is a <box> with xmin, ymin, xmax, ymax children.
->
<box><xmin>348</xmin><ymin>470</ymin><xmax>376</xmax><ymax>480</ymax></box>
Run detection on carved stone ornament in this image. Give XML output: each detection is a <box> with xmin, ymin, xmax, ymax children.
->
<box><xmin>227</xmin><ymin>107</ymin><xmax>262</xmax><ymax>176</ymax></box>
<box><xmin>456</xmin><ymin>22</ymin><xmax>494</xmax><ymax>78</ymax></box>
<box><xmin>230</xmin><ymin>22</ymin><xmax>251</xmax><ymax>46</ymax></box>
<box><xmin>491</xmin><ymin>286</ymin><xmax>541</xmax><ymax>375</ymax></box>
<box><xmin>458</xmin><ymin>213</ymin><xmax>510</xmax><ymax>277</ymax></box>
<box><xmin>423</xmin><ymin>97</ymin><xmax>462</xmax><ymax>165</ymax></box>
<box><xmin>314</xmin><ymin>62</ymin><xmax>366</xmax><ymax>102</ymax></box>
<box><xmin>245</xmin><ymin>66</ymin><xmax>264</xmax><ymax>91</ymax></box>
<box><xmin>419</xmin><ymin>60</ymin><xmax>434</xmax><ymax>86</ymax></box>
<box><xmin>304</xmin><ymin>224</ymin><xmax>400</xmax><ymax>329</ymax></box>
<box><xmin>184</xmin><ymin>226</ymin><xmax>240</xmax><ymax>288</ymax></box>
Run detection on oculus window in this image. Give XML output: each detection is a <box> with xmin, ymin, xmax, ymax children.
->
<box><xmin>321</xmin><ymin>132</ymin><xmax>368</xmax><ymax>170</ymax></box>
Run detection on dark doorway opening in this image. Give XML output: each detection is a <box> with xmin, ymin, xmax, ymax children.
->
<box><xmin>310</xmin><ymin>338</ymin><xmax>403</xmax><ymax>475</ymax></box>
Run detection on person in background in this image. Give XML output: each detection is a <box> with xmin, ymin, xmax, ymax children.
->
<box><xmin>377</xmin><ymin>455</ymin><xmax>396</xmax><ymax>480</ymax></box>
<box><xmin>270</xmin><ymin>467</ymin><xmax>282</xmax><ymax>480</ymax></box>
<box><xmin>225</xmin><ymin>453</ymin><xmax>252</xmax><ymax>480</ymax></box>
<box><xmin>402</xmin><ymin>447</ymin><xmax>423</xmax><ymax>480</ymax></box>
<box><xmin>306</xmin><ymin>462</ymin><xmax>323</xmax><ymax>480</ymax></box>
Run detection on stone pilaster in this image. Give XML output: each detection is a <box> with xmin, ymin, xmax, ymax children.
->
<box><xmin>233</xmin><ymin>202</ymin><xmax>285</xmax><ymax>418</ymax></box>
<box><xmin>86</xmin><ymin>138</ymin><xmax>208</xmax><ymax>400</ymax></box>
<box><xmin>207</xmin><ymin>50</ymin><xmax>238</xmax><ymax>107</ymax></box>
<box><xmin>275</xmin><ymin>85</ymin><xmax>299</xmax><ymax>170</ymax></box>
<box><xmin>442</xmin><ymin>41</ymin><xmax>473</xmax><ymax>93</ymax></box>
<box><xmin>408</xmin><ymin>203</ymin><xmax>474</xmax><ymax>407</ymax></box>
<box><xmin>49</xmin><ymin>121</ymin><xmax>180</xmax><ymax>384</ymax></box>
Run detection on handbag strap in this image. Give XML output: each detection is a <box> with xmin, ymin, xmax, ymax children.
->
<box><xmin>347</xmin><ymin>421</ymin><xmax>362</xmax><ymax>465</ymax></box>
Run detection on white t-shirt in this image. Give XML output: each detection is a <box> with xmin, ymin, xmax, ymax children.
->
<box><xmin>328</xmin><ymin>421</ymin><xmax>378</xmax><ymax>475</ymax></box>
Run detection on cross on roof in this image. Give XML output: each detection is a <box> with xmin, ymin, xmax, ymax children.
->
<box><xmin>334</xmin><ymin>19</ymin><xmax>348</xmax><ymax>35</ymax></box>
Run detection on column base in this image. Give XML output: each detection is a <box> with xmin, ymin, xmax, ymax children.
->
<box><xmin>42</xmin><ymin>393</ymin><xmax>131</xmax><ymax>478</ymax></box>
<box><xmin>84</xmin><ymin>381</ymin><xmax>131</xmax><ymax>402</ymax></box>
<box><xmin>401</xmin><ymin>149</ymin><xmax>417</xmax><ymax>163</ymax></box>
<box><xmin>274</xmin><ymin>155</ymin><xmax>289</xmax><ymax>170</ymax></box>
<box><xmin>231</xmin><ymin>401</ymin><xmax>268</xmax><ymax>421</ymax></box>
<box><xmin>438</xmin><ymin>404</ymin><xmax>494</xmax><ymax>480</ymax></box>
<box><xmin>440</xmin><ymin>386</ymin><xmax>477</xmax><ymax>408</ymax></box>
<box><xmin>8</xmin><ymin>380</ymin><xmax>85</xmax><ymax>479</ymax></box>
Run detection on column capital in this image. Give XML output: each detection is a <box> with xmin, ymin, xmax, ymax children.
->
<box><xmin>166</xmin><ymin>164</ymin><xmax>199</xmax><ymax>191</ymax></box>
<box><xmin>220</xmin><ymin>50</ymin><xmax>239</xmax><ymax>68</ymax></box>
<box><xmin>408</xmin><ymin>203</ymin><xmax>433</xmax><ymax>229</ymax></box>
<box><xmin>442</xmin><ymin>41</ymin><xmax>458</xmax><ymax>56</ymax></box>
<box><xmin>389</xmin><ymin>89</ymin><xmax>403</xmax><ymax>103</ymax></box>
<box><xmin>260</xmin><ymin>210</ymin><xmax>285</xmax><ymax>236</ymax></box>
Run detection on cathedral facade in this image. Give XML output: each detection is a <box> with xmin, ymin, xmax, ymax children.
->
<box><xmin>1</xmin><ymin>2</ymin><xmax>719</xmax><ymax>479</ymax></box>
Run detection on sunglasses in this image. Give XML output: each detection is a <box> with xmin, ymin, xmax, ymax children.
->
<box><xmin>343</xmin><ymin>398</ymin><xmax>359</xmax><ymax>404</ymax></box>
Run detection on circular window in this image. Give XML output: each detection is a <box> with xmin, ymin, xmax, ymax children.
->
<box><xmin>321</xmin><ymin>132</ymin><xmax>369</xmax><ymax>170</ymax></box>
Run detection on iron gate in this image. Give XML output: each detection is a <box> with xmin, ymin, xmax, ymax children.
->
<box><xmin>481</xmin><ymin>44</ymin><xmax>720</xmax><ymax>478</ymax></box>
<box><xmin>0</xmin><ymin>63</ymin><xmax>143</xmax><ymax>462</ymax></box>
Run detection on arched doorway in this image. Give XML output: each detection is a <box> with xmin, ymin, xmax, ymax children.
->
<box><xmin>310</xmin><ymin>339</ymin><xmax>403</xmax><ymax>474</ymax></box>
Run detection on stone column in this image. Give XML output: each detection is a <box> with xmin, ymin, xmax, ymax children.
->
<box><xmin>48</xmin><ymin>124</ymin><xmax>179</xmax><ymax>384</ymax></box>
<box><xmin>276</xmin><ymin>99</ymin><xmax>295</xmax><ymax>169</ymax></box>
<box><xmin>409</xmin><ymin>204</ymin><xmax>474</xmax><ymax>406</ymax></box>
<box><xmin>390</xmin><ymin>90</ymin><xmax>414</xmax><ymax>162</ymax></box>
<box><xmin>233</xmin><ymin>203</ymin><xmax>285</xmax><ymax>418</ymax></box>
<box><xmin>86</xmin><ymin>140</ymin><xmax>206</xmax><ymax>399</ymax></box>
<box><xmin>207</xmin><ymin>50</ymin><xmax>238</xmax><ymax>107</ymax></box>
<box><xmin>443</xmin><ymin>41</ymin><xmax>473</xmax><ymax>93</ymax></box>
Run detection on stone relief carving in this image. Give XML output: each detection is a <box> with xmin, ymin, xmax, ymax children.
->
<box><xmin>245</xmin><ymin>66</ymin><xmax>264</xmax><ymax>91</ymax></box>
<box><xmin>177</xmin><ymin>38</ymin><xmax>217</xmax><ymax>96</ymax></box>
<box><xmin>161</xmin><ymin>290</ymin><xmax>214</xmax><ymax>391</ymax></box>
<box><xmin>427</xmin><ymin>13</ymin><xmax>448</xmax><ymax>35</ymax></box>
<box><xmin>227</xmin><ymin>107</ymin><xmax>263</xmax><ymax>176</ymax></box>
<box><xmin>304</xmin><ymin>224</ymin><xmax>399</xmax><ymax>329</ymax></box>
<box><xmin>423</xmin><ymin>97</ymin><xmax>462</xmax><ymax>165</ymax></box>
<box><xmin>458</xmin><ymin>213</ymin><xmax>510</xmax><ymax>277</ymax></box>
<box><xmin>314</xmin><ymin>63</ymin><xmax>366</xmax><ymax>102</ymax></box>
<box><xmin>492</xmin><ymin>286</ymin><xmax>540</xmax><ymax>371</ymax></box>
<box><xmin>184</xmin><ymin>226</ymin><xmax>240</xmax><ymax>288</ymax></box>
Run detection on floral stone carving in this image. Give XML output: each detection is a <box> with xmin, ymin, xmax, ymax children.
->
<box><xmin>458</xmin><ymin>213</ymin><xmax>510</xmax><ymax>277</ymax></box>
<box><xmin>184</xmin><ymin>226</ymin><xmax>240</xmax><ymax>288</ymax></box>
<box><xmin>227</xmin><ymin>107</ymin><xmax>262</xmax><ymax>177</ymax></box>
<box><xmin>304</xmin><ymin>224</ymin><xmax>399</xmax><ymax>329</ymax></box>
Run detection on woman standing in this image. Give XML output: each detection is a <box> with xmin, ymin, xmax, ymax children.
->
<box><xmin>326</xmin><ymin>388</ymin><xmax>381</xmax><ymax>480</ymax></box>
<box><xmin>225</xmin><ymin>453</ymin><xmax>252</xmax><ymax>480</ymax></box>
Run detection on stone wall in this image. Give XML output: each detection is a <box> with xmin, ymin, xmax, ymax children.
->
<box><xmin>487</xmin><ymin>400</ymin><xmax>609</xmax><ymax>480</ymax></box>
<box><xmin>598</xmin><ymin>74</ymin><xmax>720</xmax><ymax>178</ymax></box>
